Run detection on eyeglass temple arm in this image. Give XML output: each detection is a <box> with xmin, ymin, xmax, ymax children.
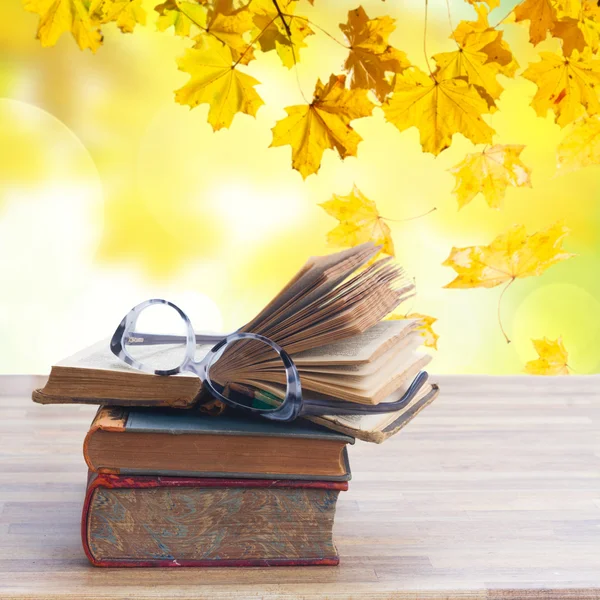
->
<box><xmin>124</xmin><ymin>332</ymin><xmax>227</xmax><ymax>346</ymax></box>
<box><xmin>300</xmin><ymin>371</ymin><xmax>429</xmax><ymax>416</ymax></box>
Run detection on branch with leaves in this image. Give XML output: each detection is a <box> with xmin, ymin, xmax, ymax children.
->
<box><xmin>22</xmin><ymin>0</ymin><xmax>600</xmax><ymax>176</ymax></box>
<box><xmin>22</xmin><ymin>0</ymin><xmax>591</xmax><ymax>368</ymax></box>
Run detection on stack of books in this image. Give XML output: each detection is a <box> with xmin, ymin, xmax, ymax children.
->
<box><xmin>34</xmin><ymin>243</ymin><xmax>439</xmax><ymax>567</ymax></box>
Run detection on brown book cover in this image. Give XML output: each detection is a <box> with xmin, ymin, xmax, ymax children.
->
<box><xmin>83</xmin><ymin>406</ymin><xmax>354</xmax><ymax>481</ymax></box>
<box><xmin>82</xmin><ymin>473</ymin><xmax>347</xmax><ymax>567</ymax></box>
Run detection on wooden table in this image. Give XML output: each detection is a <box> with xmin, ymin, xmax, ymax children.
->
<box><xmin>1</xmin><ymin>375</ymin><xmax>599</xmax><ymax>599</ymax></box>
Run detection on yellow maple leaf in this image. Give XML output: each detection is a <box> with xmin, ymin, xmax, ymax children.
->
<box><xmin>383</xmin><ymin>67</ymin><xmax>495</xmax><ymax>155</ymax></box>
<box><xmin>454</xmin><ymin>6</ymin><xmax>519</xmax><ymax>78</ymax></box>
<box><xmin>319</xmin><ymin>185</ymin><xmax>394</xmax><ymax>257</ymax></box>
<box><xmin>23</xmin><ymin>0</ymin><xmax>103</xmax><ymax>51</ymax></box>
<box><xmin>90</xmin><ymin>0</ymin><xmax>146</xmax><ymax>33</ymax></box>
<box><xmin>270</xmin><ymin>74</ymin><xmax>374</xmax><ymax>179</ymax></box>
<box><xmin>443</xmin><ymin>222</ymin><xmax>573</xmax><ymax>289</ymax></box>
<box><xmin>434</xmin><ymin>7</ymin><xmax>518</xmax><ymax>109</ymax></box>
<box><xmin>449</xmin><ymin>144</ymin><xmax>532</xmax><ymax>209</ymax></box>
<box><xmin>514</xmin><ymin>0</ymin><xmax>557</xmax><ymax>45</ymax></box>
<box><xmin>552</xmin><ymin>0</ymin><xmax>600</xmax><ymax>55</ymax></box>
<box><xmin>557</xmin><ymin>115</ymin><xmax>600</xmax><ymax>173</ymax></box>
<box><xmin>175</xmin><ymin>35</ymin><xmax>264</xmax><ymax>131</ymax></box>
<box><xmin>202</xmin><ymin>0</ymin><xmax>255</xmax><ymax>65</ymax></box>
<box><xmin>388</xmin><ymin>312</ymin><xmax>439</xmax><ymax>349</ymax></box>
<box><xmin>524</xmin><ymin>337</ymin><xmax>570</xmax><ymax>375</ymax></box>
<box><xmin>443</xmin><ymin>223</ymin><xmax>573</xmax><ymax>342</ymax></box>
<box><xmin>249</xmin><ymin>0</ymin><xmax>313</xmax><ymax>68</ymax></box>
<box><xmin>522</xmin><ymin>49</ymin><xmax>600</xmax><ymax>128</ymax></box>
<box><xmin>339</xmin><ymin>6</ymin><xmax>410</xmax><ymax>101</ymax></box>
<box><xmin>155</xmin><ymin>0</ymin><xmax>207</xmax><ymax>37</ymax></box>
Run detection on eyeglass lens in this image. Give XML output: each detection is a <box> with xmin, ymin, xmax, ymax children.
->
<box><xmin>206</xmin><ymin>337</ymin><xmax>289</xmax><ymax>412</ymax></box>
<box><xmin>123</xmin><ymin>303</ymin><xmax>189</xmax><ymax>372</ymax></box>
<box><xmin>124</xmin><ymin>303</ymin><xmax>291</xmax><ymax>412</ymax></box>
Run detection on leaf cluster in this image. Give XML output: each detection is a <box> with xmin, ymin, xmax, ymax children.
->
<box><xmin>24</xmin><ymin>0</ymin><xmax>594</xmax><ymax>369</ymax></box>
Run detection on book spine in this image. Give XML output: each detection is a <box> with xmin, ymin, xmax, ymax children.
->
<box><xmin>82</xmin><ymin>474</ymin><xmax>346</xmax><ymax>568</ymax></box>
<box><xmin>82</xmin><ymin>407</ymin><xmax>127</xmax><ymax>471</ymax></box>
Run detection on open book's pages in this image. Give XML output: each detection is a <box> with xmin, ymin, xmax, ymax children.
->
<box><xmin>241</xmin><ymin>325</ymin><xmax>431</xmax><ymax>404</ymax></box>
<box><xmin>32</xmin><ymin>242</ymin><xmax>439</xmax><ymax>442</ymax></box>
<box><xmin>33</xmin><ymin>242</ymin><xmax>423</xmax><ymax>409</ymax></box>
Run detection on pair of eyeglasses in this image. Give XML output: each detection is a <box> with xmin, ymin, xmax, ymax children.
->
<box><xmin>110</xmin><ymin>299</ymin><xmax>429</xmax><ymax>423</ymax></box>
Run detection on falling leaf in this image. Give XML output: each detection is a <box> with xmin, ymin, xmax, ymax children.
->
<box><xmin>524</xmin><ymin>337</ymin><xmax>570</xmax><ymax>375</ymax></box>
<box><xmin>557</xmin><ymin>115</ymin><xmax>600</xmax><ymax>173</ymax></box>
<box><xmin>383</xmin><ymin>67</ymin><xmax>494</xmax><ymax>155</ymax></box>
<box><xmin>270</xmin><ymin>74</ymin><xmax>374</xmax><ymax>178</ymax></box>
<box><xmin>514</xmin><ymin>0</ymin><xmax>557</xmax><ymax>45</ymax></box>
<box><xmin>443</xmin><ymin>222</ymin><xmax>574</xmax><ymax>289</ymax></box>
<box><xmin>433</xmin><ymin>8</ymin><xmax>517</xmax><ymax>109</ymax></box>
<box><xmin>249</xmin><ymin>0</ymin><xmax>313</xmax><ymax>68</ymax></box>
<box><xmin>175</xmin><ymin>35</ymin><xmax>264</xmax><ymax>131</ymax></box>
<box><xmin>319</xmin><ymin>185</ymin><xmax>394</xmax><ymax>256</ymax></box>
<box><xmin>90</xmin><ymin>0</ymin><xmax>146</xmax><ymax>33</ymax></box>
<box><xmin>23</xmin><ymin>0</ymin><xmax>103</xmax><ymax>51</ymax></box>
<box><xmin>443</xmin><ymin>223</ymin><xmax>574</xmax><ymax>342</ymax></box>
<box><xmin>522</xmin><ymin>49</ymin><xmax>600</xmax><ymax>128</ymax></box>
<box><xmin>449</xmin><ymin>144</ymin><xmax>532</xmax><ymax>209</ymax></box>
<box><xmin>339</xmin><ymin>6</ymin><xmax>410</xmax><ymax>101</ymax></box>
<box><xmin>155</xmin><ymin>0</ymin><xmax>208</xmax><ymax>38</ymax></box>
<box><xmin>388</xmin><ymin>312</ymin><xmax>439</xmax><ymax>349</ymax></box>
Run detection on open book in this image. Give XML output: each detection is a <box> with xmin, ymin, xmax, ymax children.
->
<box><xmin>33</xmin><ymin>243</ymin><xmax>438</xmax><ymax>441</ymax></box>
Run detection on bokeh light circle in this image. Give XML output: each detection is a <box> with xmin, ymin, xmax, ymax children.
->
<box><xmin>511</xmin><ymin>283</ymin><xmax>600</xmax><ymax>373</ymax></box>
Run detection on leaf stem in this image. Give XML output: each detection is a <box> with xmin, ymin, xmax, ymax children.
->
<box><xmin>285</xmin><ymin>13</ymin><xmax>350</xmax><ymax>49</ymax></box>
<box><xmin>382</xmin><ymin>207</ymin><xmax>437</xmax><ymax>223</ymax></box>
<box><xmin>498</xmin><ymin>278</ymin><xmax>515</xmax><ymax>344</ymax></box>
<box><xmin>423</xmin><ymin>0</ymin><xmax>434</xmax><ymax>76</ymax></box>
<box><xmin>445</xmin><ymin>0</ymin><xmax>460</xmax><ymax>48</ymax></box>
<box><xmin>275</xmin><ymin>13</ymin><xmax>310</xmax><ymax>104</ymax></box>
<box><xmin>491</xmin><ymin>1</ymin><xmax>523</xmax><ymax>28</ymax></box>
<box><xmin>272</xmin><ymin>0</ymin><xmax>292</xmax><ymax>37</ymax></box>
<box><xmin>233</xmin><ymin>13</ymin><xmax>279</xmax><ymax>68</ymax></box>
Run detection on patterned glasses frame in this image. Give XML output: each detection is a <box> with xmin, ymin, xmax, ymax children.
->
<box><xmin>110</xmin><ymin>298</ymin><xmax>429</xmax><ymax>423</ymax></box>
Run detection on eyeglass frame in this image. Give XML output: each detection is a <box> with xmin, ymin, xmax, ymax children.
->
<box><xmin>110</xmin><ymin>298</ymin><xmax>430</xmax><ymax>423</ymax></box>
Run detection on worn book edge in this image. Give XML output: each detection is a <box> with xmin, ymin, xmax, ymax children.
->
<box><xmin>306</xmin><ymin>384</ymin><xmax>440</xmax><ymax>443</ymax></box>
<box><xmin>84</xmin><ymin>407</ymin><xmax>354</xmax><ymax>480</ymax></box>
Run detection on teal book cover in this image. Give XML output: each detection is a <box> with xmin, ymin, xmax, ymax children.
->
<box><xmin>84</xmin><ymin>407</ymin><xmax>354</xmax><ymax>482</ymax></box>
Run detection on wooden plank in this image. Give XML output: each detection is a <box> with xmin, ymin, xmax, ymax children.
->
<box><xmin>0</xmin><ymin>374</ymin><xmax>599</xmax><ymax>599</ymax></box>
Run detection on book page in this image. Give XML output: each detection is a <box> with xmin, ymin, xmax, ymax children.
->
<box><xmin>300</xmin><ymin>334</ymin><xmax>422</xmax><ymax>380</ymax></box>
<box><xmin>242</xmin><ymin>244</ymin><xmax>375</xmax><ymax>333</ymax></box>
<box><xmin>292</xmin><ymin>320</ymin><xmax>417</xmax><ymax>365</ymax></box>
<box><xmin>302</xmin><ymin>339</ymin><xmax>424</xmax><ymax>391</ymax></box>
<box><xmin>57</xmin><ymin>339</ymin><xmax>212</xmax><ymax>377</ymax></box>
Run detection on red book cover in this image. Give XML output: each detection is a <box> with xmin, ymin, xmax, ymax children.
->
<box><xmin>82</xmin><ymin>473</ymin><xmax>347</xmax><ymax>567</ymax></box>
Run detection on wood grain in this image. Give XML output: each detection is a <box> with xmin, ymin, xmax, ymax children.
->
<box><xmin>1</xmin><ymin>374</ymin><xmax>600</xmax><ymax>599</ymax></box>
